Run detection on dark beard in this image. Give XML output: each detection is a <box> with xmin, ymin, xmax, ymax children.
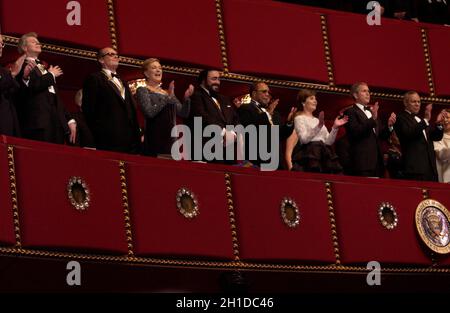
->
<box><xmin>207</xmin><ymin>85</ymin><xmax>220</xmax><ymax>98</ymax></box>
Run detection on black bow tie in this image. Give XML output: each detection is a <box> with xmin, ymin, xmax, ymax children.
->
<box><xmin>111</xmin><ymin>72</ymin><xmax>120</xmax><ymax>79</ymax></box>
<box><xmin>364</xmin><ymin>106</ymin><xmax>371</xmax><ymax>111</ymax></box>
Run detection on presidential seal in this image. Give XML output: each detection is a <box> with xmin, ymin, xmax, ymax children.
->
<box><xmin>176</xmin><ymin>188</ymin><xmax>199</xmax><ymax>219</ymax></box>
<box><xmin>415</xmin><ymin>199</ymin><xmax>450</xmax><ymax>254</ymax></box>
<box><xmin>67</xmin><ymin>176</ymin><xmax>90</xmax><ymax>211</ymax></box>
<box><xmin>280</xmin><ymin>197</ymin><xmax>300</xmax><ymax>228</ymax></box>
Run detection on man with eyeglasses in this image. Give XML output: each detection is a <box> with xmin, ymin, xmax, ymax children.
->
<box><xmin>82</xmin><ymin>47</ymin><xmax>140</xmax><ymax>154</ymax></box>
<box><xmin>0</xmin><ymin>33</ymin><xmax>26</xmax><ymax>137</ymax></box>
<box><xmin>237</xmin><ymin>81</ymin><xmax>296</xmax><ymax>169</ymax></box>
<box><xmin>15</xmin><ymin>32</ymin><xmax>76</xmax><ymax>144</ymax></box>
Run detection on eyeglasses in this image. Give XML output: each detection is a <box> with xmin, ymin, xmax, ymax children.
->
<box><xmin>0</xmin><ymin>43</ymin><xmax>5</xmax><ymax>48</ymax></box>
<box><xmin>101</xmin><ymin>52</ymin><xmax>119</xmax><ymax>58</ymax></box>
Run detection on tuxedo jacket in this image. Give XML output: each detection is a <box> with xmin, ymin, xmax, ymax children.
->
<box><xmin>187</xmin><ymin>87</ymin><xmax>239</xmax><ymax>162</ymax></box>
<box><xmin>17</xmin><ymin>61</ymin><xmax>70</xmax><ymax>143</ymax></box>
<box><xmin>238</xmin><ymin>100</ymin><xmax>293</xmax><ymax>138</ymax></box>
<box><xmin>394</xmin><ymin>110</ymin><xmax>443</xmax><ymax>181</ymax></box>
<box><xmin>238</xmin><ymin>100</ymin><xmax>293</xmax><ymax>167</ymax></box>
<box><xmin>344</xmin><ymin>104</ymin><xmax>390</xmax><ymax>177</ymax></box>
<box><xmin>0</xmin><ymin>66</ymin><xmax>21</xmax><ymax>137</ymax></box>
<box><xmin>82</xmin><ymin>71</ymin><xmax>140</xmax><ymax>154</ymax></box>
<box><xmin>188</xmin><ymin>87</ymin><xmax>238</xmax><ymax>128</ymax></box>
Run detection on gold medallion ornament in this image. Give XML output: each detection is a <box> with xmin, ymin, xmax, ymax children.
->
<box><xmin>415</xmin><ymin>199</ymin><xmax>450</xmax><ymax>254</ymax></box>
<box><xmin>378</xmin><ymin>202</ymin><xmax>399</xmax><ymax>230</ymax></box>
<box><xmin>67</xmin><ymin>177</ymin><xmax>90</xmax><ymax>211</ymax></box>
<box><xmin>176</xmin><ymin>188</ymin><xmax>199</xmax><ymax>219</ymax></box>
<box><xmin>280</xmin><ymin>197</ymin><xmax>300</xmax><ymax>228</ymax></box>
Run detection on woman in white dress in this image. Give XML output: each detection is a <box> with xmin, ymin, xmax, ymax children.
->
<box><xmin>434</xmin><ymin>109</ymin><xmax>450</xmax><ymax>183</ymax></box>
<box><xmin>293</xmin><ymin>89</ymin><xmax>348</xmax><ymax>173</ymax></box>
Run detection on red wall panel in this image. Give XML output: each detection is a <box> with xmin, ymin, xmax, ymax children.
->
<box><xmin>115</xmin><ymin>0</ymin><xmax>223</xmax><ymax>68</ymax></box>
<box><xmin>327</xmin><ymin>13</ymin><xmax>429</xmax><ymax>93</ymax></box>
<box><xmin>426</xmin><ymin>25</ymin><xmax>450</xmax><ymax>96</ymax></box>
<box><xmin>0</xmin><ymin>0</ymin><xmax>111</xmax><ymax>49</ymax></box>
<box><xmin>14</xmin><ymin>144</ymin><xmax>128</xmax><ymax>254</ymax></box>
<box><xmin>333</xmin><ymin>182</ymin><xmax>431</xmax><ymax>265</ymax></box>
<box><xmin>127</xmin><ymin>164</ymin><xmax>234</xmax><ymax>259</ymax></box>
<box><xmin>223</xmin><ymin>0</ymin><xmax>329</xmax><ymax>82</ymax></box>
<box><xmin>0</xmin><ymin>142</ymin><xmax>15</xmax><ymax>245</ymax></box>
<box><xmin>232</xmin><ymin>174</ymin><xmax>335</xmax><ymax>263</ymax></box>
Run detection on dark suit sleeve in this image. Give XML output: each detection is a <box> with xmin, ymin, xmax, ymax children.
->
<box><xmin>82</xmin><ymin>74</ymin><xmax>98</xmax><ymax>131</ymax></box>
<box><xmin>28</xmin><ymin>71</ymin><xmax>56</xmax><ymax>93</ymax></box>
<box><xmin>0</xmin><ymin>69</ymin><xmax>19</xmax><ymax>95</ymax></box>
<box><xmin>394</xmin><ymin>113</ymin><xmax>428</xmax><ymax>140</ymax></box>
<box><xmin>430</xmin><ymin>125</ymin><xmax>444</xmax><ymax>142</ymax></box>
<box><xmin>190</xmin><ymin>92</ymin><xmax>219</xmax><ymax>126</ymax></box>
<box><xmin>344</xmin><ymin>108</ymin><xmax>377</xmax><ymax>140</ymax></box>
<box><xmin>237</xmin><ymin>105</ymin><xmax>267</xmax><ymax>126</ymax></box>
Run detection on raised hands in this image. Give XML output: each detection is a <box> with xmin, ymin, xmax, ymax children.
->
<box><xmin>23</xmin><ymin>60</ymin><xmax>37</xmax><ymax>80</ymax></box>
<box><xmin>333</xmin><ymin>114</ymin><xmax>349</xmax><ymax>129</ymax></box>
<box><xmin>286</xmin><ymin>107</ymin><xmax>298</xmax><ymax>123</ymax></box>
<box><xmin>267</xmin><ymin>99</ymin><xmax>279</xmax><ymax>115</ymax></box>
<box><xmin>388</xmin><ymin>112</ymin><xmax>397</xmax><ymax>127</ymax></box>
<box><xmin>371</xmin><ymin>101</ymin><xmax>379</xmax><ymax>120</ymax></box>
<box><xmin>424</xmin><ymin>103</ymin><xmax>432</xmax><ymax>121</ymax></box>
<box><xmin>184</xmin><ymin>84</ymin><xmax>194</xmax><ymax>101</ymax></box>
<box><xmin>317</xmin><ymin>111</ymin><xmax>325</xmax><ymax>129</ymax></box>
<box><xmin>48</xmin><ymin>65</ymin><xmax>63</xmax><ymax>78</ymax></box>
<box><xmin>10</xmin><ymin>54</ymin><xmax>27</xmax><ymax>78</ymax></box>
<box><xmin>168</xmin><ymin>80</ymin><xmax>175</xmax><ymax>97</ymax></box>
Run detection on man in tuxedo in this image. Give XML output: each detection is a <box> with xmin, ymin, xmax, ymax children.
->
<box><xmin>0</xmin><ymin>33</ymin><xmax>24</xmax><ymax>137</ymax></box>
<box><xmin>394</xmin><ymin>91</ymin><xmax>444</xmax><ymax>181</ymax></box>
<box><xmin>82</xmin><ymin>47</ymin><xmax>141</xmax><ymax>154</ymax></box>
<box><xmin>17</xmin><ymin>32</ymin><xmax>76</xmax><ymax>144</ymax></box>
<box><xmin>344</xmin><ymin>82</ymin><xmax>396</xmax><ymax>177</ymax></box>
<box><xmin>237</xmin><ymin>81</ymin><xmax>295</xmax><ymax>168</ymax></box>
<box><xmin>187</xmin><ymin>69</ymin><xmax>239</xmax><ymax>162</ymax></box>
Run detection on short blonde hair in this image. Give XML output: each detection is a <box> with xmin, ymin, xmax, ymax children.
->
<box><xmin>142</xmin><ymin>58</ymin><xmax>160</xmax><ymax>72</ymax></box>
<box><xmin>18</xmin><ymin>32</ymin><xmax>38</xmax><ymax>54</ymax></box>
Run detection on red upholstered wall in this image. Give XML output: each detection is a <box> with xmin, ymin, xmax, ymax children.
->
<box><xmin>327</xmin><ymin>13</ymin><xmax>429</xmax><ymax>93</ymax></box>
<box><xmin>232</xmin><ymin>173</ymin><xmax>335</xmax><ymax>263</ymax></box>
<box><xmin>223</xmin><ymin>0</ymin><xmax>329</xmax><ymax>83</ymax></box>
<box><xmin>13</xmin><ymin>144</ymin><xmax>129</xmax><ymax>254</ymax></box>
<box><xmin>115</xmin><ymin>0</ymin><xmax>223</xmax><ymax>68</ymax></box>
<box><xmin>427</xmin><ymin>25</ymin><xmax>450</xmax><ymax>96</ymax></box>
<box><xmin>127</xmin><ymin>163</ymin><xmax>234</xmax><ymax>259</ymax></box>
<box><xmin>0</xmin><ymin>0</ymin><xmax>111</xmax><ymax>49</ymax></box>
<box><xmin>0</xmin><ymin>142</ymin><xmax>15</xmax><ymax>245</ymax></box>
<box><xmin>332</xmin><ymin>182</ymin><xmax>431</xmax><ymax>265</ymax></box>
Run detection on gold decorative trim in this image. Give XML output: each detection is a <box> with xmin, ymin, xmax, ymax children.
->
<box><xmin>176</xmin><ymin>188</ymin><xmax>199</xmax><ymax>219</ymax></box>
<box><xmin>378</xmin><ymin>202</ymin><xmax>399</xmax><ymax>230</ymax></box>
<box><xmin>2</xmin><ymin>246</ymin><xmax>450</xmax><ymax>273</ymax></box>
<box><xmin>119</xmin><ymin>161</ymin><xmax>134</xmax><ymax>256</ymax></box>
<box><xmin>422</xmin><ymin>189</ymin><xmax>429</xmax><ymax>200</ymax></box>
<box><xmin>7</xmin><ymin>146</ymin><xmax>21</xmax><ymax>247</ymax></box>
<box><xmin>280</xmin><ymin>197</ymin><xmax>300</xmax><ymax>228</ymax></box>
<box><xmin>416</xmin><ymin>199</ymin><xmax>450</xmax><ymax>254</ymax></box>
<box><xmin>67</xmin><ymin>177</ymin><xmax>91</xmax><ymax>211</ymax></box>
<box><xmin>3</xmin><ymin>35</ymin><xmax>450</xmax><ymax>104</ymax></box>
<box><xmin>215</xmin><ymin>0</ymin><xmax>229</xmax><ymax>72</ymax></box>
<box><xmin>224</xmin><ymin>173</ymin><xmax>240</xmax><ymax>261</ymax></box>
<box><xmin>107</xmin><ymin>0</ymin><xmax>118</xmax><ymax>50</ymax></box>
<box><xmin>320</xmin><ymin>15</ymin><xmax>335</xmax><ymax>86</ymax></box>
<box><xmin>421</xmin><ymin>28</ymin><xmax>435</xmax><ymax>97</ymax></box>
<box><xmin>325</xmin><ymin>182</ymin><xmax>341</xmax><ymax>265</ymax></box>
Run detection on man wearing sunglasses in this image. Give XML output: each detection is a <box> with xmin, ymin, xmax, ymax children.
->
<box><xmin>82</xmin><ymin>47</ymin><xmax>140</xmax><ymax>154</ymax></box>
